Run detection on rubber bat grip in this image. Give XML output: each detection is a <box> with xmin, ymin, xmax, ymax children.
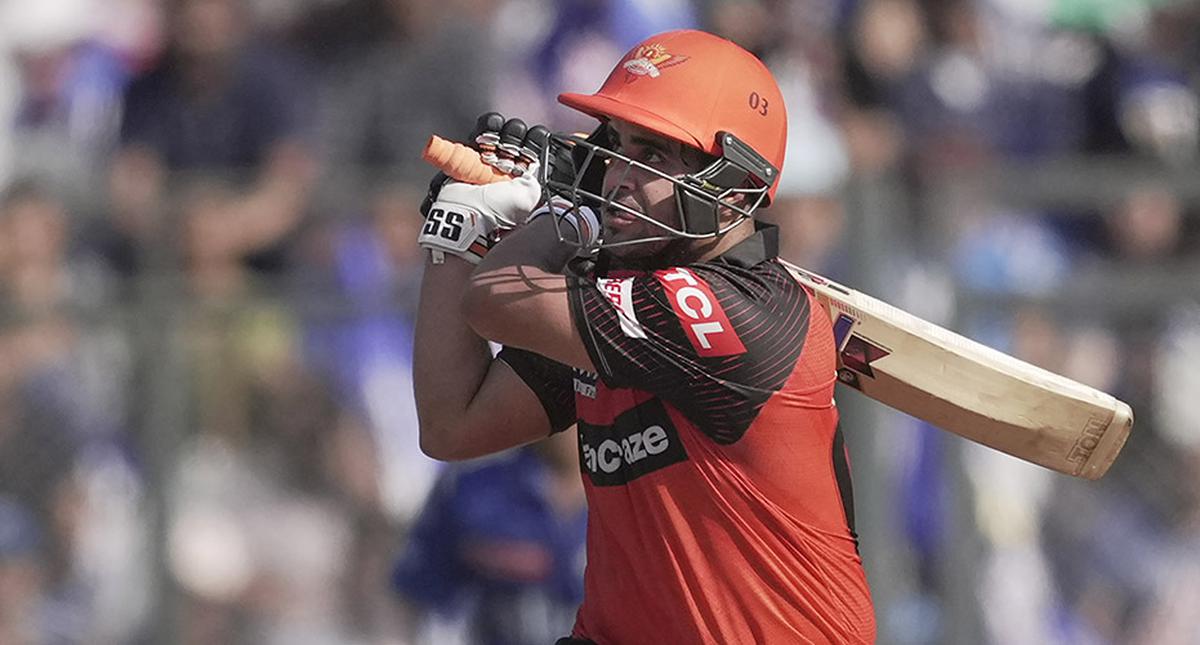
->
<box><xmin>422</xmin><ymin>135</ymin><xmax>511</xmax><ymax>185</ymax></box>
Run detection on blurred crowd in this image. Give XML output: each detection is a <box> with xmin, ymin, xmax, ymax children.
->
<box><xmin>0</xmin><ymin>0</ymin><xmax>1197</xmax><ymax>644</ymax></box>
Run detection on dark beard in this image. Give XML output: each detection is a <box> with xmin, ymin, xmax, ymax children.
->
<box><xmin>596</xmin><ymin>237</ymin><xmax>696</xmax><ymax>273</ymax></box>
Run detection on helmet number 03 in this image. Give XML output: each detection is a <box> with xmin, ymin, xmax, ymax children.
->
<box><xmin>748</xmin><ymin>91</ymin><xmax>768</xmax><ymax>116</ymax></box>
<box><xmin>423</xmin><ymin>208</ymin><xmax>465</xmax><ymax>242</ymax></box>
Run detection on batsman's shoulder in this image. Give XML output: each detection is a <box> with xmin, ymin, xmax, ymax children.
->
<box><xmin>683</xmin><ymin>257</ymin><xmax>803</xmax><ymax>305</ymax></box>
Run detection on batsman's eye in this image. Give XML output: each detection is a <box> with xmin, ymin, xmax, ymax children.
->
<box><xmin>643</xmin><ymin>150</ymin><xmax>666</xmax><ymax>165</ymax></box>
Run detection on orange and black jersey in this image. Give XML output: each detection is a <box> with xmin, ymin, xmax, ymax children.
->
<box><xmin>499</xmin><ymin>224</ymin><xmax>875</xmax><ymax>644</ymax></box>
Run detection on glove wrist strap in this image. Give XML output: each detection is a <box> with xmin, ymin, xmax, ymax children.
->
<box><xmin>427</xmin><ymin>232</ymin><xmax>494</xmax><ymax>265</ymax></box>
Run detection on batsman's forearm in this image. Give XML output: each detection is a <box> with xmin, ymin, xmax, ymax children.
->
<box><xmin>462</xmin><ymin>216</ymin><xmax>594</xmax><ymax>371</ymax></box>
<box><xmin>465</xmin><ymin>217</ymin><xmax>576</xmax><ymax>342</ymax></box>
<box><xmin>476</xmin><ymin>215</ymin><xmax>578</xmax><ymax>275</ymax></box>
<box><xmin>412</xmin><ymin>256</ymin><xmax>494</xmax><ymax>455</ymax></box>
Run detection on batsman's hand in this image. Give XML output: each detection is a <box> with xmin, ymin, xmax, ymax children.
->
<box><xmin>421</xmin><ymin>112</ymin><xmax>566</xmax><ymax>213</ymax></box>
<box><xmin>418</xmin><ymin>169</ymin><xmax>543</xmax><ymax>264</ymax></box>
<box><xmin>420</xmin><ymin>113</ymin><xmax>506</xmax><ymax>218</ymax></box>
<box><xmin>420</xmin><ymin>111</ymin><xmax>578</xmax><ymax>263</ymax></box>
<box><xmin>477</xmin><ymin>114</ymin><xmax>565</xmax><ymax>179</ymax></box>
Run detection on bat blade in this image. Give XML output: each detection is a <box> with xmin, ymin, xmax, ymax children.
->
<box><xmin>782</xmin><ymin>260</ymin><xmax>1132</xmax><ymax>480</ymax></box>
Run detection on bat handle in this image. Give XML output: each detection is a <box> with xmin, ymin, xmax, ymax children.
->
<box><xmin>422</xmin><ymin>135</ymin><xmax>512</xmax><ymax>185</ymax></box>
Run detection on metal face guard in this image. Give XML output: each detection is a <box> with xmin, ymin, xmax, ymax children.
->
<box><xmin>537</xmin><ymin>132</ymin><xmax>770</xmax><ymax>252</ymax></box>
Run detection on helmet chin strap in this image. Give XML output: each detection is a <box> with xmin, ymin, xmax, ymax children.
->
<box><xmin>674</xmin><ymin>133</ymin><xmax>776</xmax><ymax>235</ymax></box>
<box><xmin>675</xmin><ymin>184</ymin><xmax>721</xmax><ymax>236</ymax></box>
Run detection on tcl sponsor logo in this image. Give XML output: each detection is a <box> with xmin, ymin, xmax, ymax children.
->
<box><xmin>578</xmin><ymin>399</ymin><xmax>687</xmax><ymax>486</ymax></box>
<box><xmin>656</xmin><ymin>268</ymin><xmax>746</xmax><ymax>357</ymax></box>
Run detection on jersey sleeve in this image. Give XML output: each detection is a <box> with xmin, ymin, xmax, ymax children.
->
<box><xmin>496</xmin><ymin>347</ymin><xmax>577</xmax><ymax>434</ymax></box>
<box><xmin>568</xmin><ymin>261</ymin><xmax>813</xmax><ymax>443</ymax></box>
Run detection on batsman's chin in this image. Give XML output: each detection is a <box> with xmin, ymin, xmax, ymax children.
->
<box><xmin>600</xmin><ymin>226</ymin><xmax>651</xmax><ymax>251</ymax></box>
<box><xmin>602</xmin><ymin>236</ymin><xmax>674</xmax><ymax>263</ymax></box>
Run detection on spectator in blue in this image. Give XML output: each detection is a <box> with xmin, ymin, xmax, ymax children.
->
<box><xmin>529</xmin><ymin>0</ymin><xmax>699</xmax><ymax>132</ymax></box>
<box><xmin>1</xmin><ymin>0</ymin><xmax>134</xmax><ymax>208</ymax></box>
<box><xmin>0</xmin><ymin>497</ymin><xmax>44</xmax><ymax>645</ymax></box>
<box><xmin>391</xmin><ymin>430</ymin><xmax>587</xmax><ymax>645</ymax></box>
<box><xmin>298</xmin><ymin>184</ymin><xmax>437</xmax><ymax>523</ymax></box>
<box><xmin>0</xmin><ymin>178</ymin><xmax>136</xmax><ymax>644</ymax></box>
<box><xmin>102</xmin><ymin>0</ymin><xmax>317</xmax><ymax>279</ymax></box>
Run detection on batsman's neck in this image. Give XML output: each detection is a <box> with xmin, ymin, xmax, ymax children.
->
<box><xmin>688</xmin><ymin>217</ymin><xmax>756</xmax><ymax>263</ymax></box>
<box><xmin>604</xmin><ymin>218</ymin><xmax>756</xmax><ymax>271</ymax></box>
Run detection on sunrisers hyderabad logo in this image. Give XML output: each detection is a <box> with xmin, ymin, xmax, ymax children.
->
<box><xmin>621</xmin><ymin>43</ymin><xmax>689</xmax><ymax>81</ymax></box>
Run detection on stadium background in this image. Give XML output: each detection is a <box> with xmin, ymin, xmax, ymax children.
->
<box><xmin>0</xmin><ymin>0</ymin><xmax>1197</xmax><ymax>643</ymax></box>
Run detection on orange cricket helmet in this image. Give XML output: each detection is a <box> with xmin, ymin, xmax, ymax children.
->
<box><xmin>559</xmin><ymin>29</ymin><xmax>788</xmax><ymax>203</ymax></box>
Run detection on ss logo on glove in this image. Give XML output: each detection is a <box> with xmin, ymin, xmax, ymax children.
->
<box><xmin>422</xmin><ymin>207</ymin><xmax>467</xmax><ymax>242</ymax></box>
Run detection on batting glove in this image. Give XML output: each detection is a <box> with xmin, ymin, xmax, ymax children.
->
<box><xmin>421</xmin><ymin>113</ymin><xmax>508</xmax><ymax>218</ymax></box>
<box><xmin>418</xmin><ymin>167</ymin><xmax>543</xmax><ymax>264</ymax></box>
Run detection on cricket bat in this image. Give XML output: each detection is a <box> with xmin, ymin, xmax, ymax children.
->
<box><xmin>780</xmin><ymin>262</ymin><xmax>1131</xmax><ymax>480</ymax></box>
<box><xmin>422</xmin><ymin>134</ymin><xmax>1134</xmax><ymax>480</ymax></box>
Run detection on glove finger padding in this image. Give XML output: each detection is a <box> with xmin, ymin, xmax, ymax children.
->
<box><xmin>521</xmin><ymin>125</ymin><xmax>550</xmax><ymax>174</ymax></box>
<box><xmin>473</xmin><ymin>113</ymin><xmax>566</xmax><ymax>180</ymax></box>
<box><xmin>473</xmin><ymin>112</ymin><xmax>506</xmax><ymax>168</ymax></box>
<box><xmin>526</xmin><ymin>125</ymin><xmax>578</xmax><ymax>187</ymax></box>
<box><xmin>493</xmin><ymin>118</ymin><xmax>528</xmax><ymax>175</ymax></box>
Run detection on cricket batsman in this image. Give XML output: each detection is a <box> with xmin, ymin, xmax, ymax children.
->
<box><xmin>413</xmin><ymin>29</ymin><xmax>875</xmax><ymax>644</ymax></box>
